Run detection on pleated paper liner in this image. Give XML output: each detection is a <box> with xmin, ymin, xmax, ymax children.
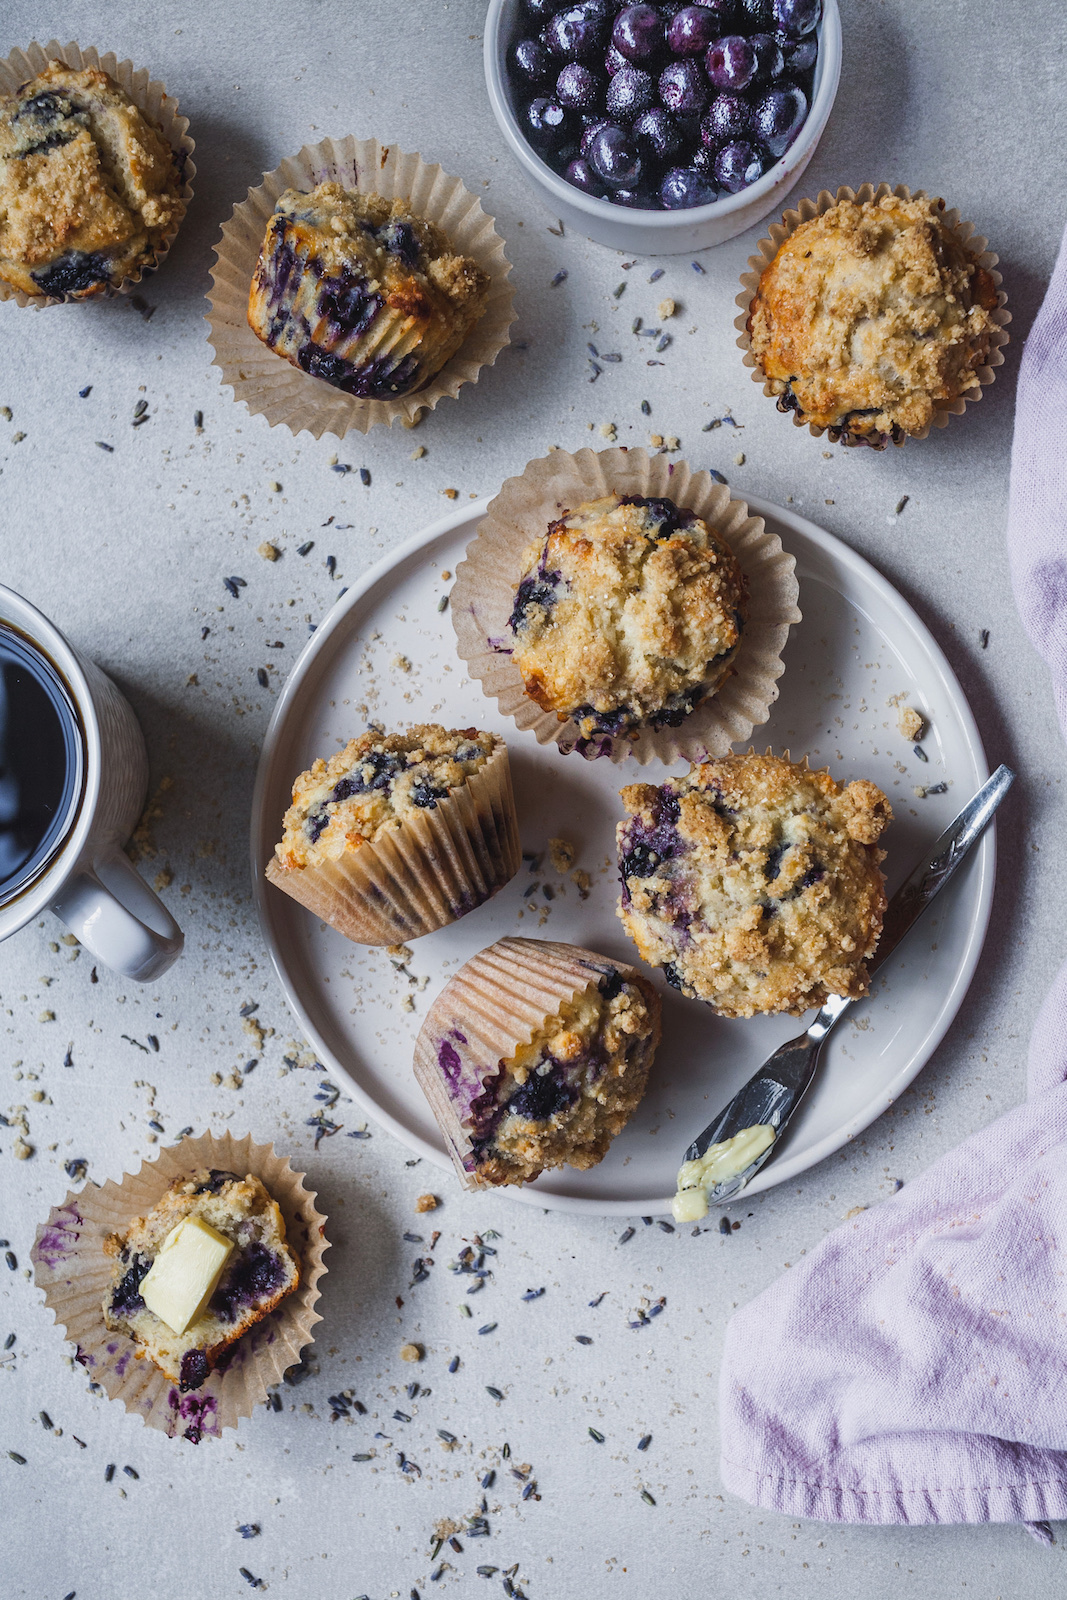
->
<box><xmin>413</xmin><ymin>936</ymin><xmax>661</xmax><ymax>1191</ymax></box>
<box><xmin>451</xmin><ymin>446</ymin><xmax>801</xmax><ymax>766</ymax></box>
<box><xmin>0</xmin><ymin>40</ymin><xmax>195</xmax><ymax>309</ymax></box>
<box><xmin>265</xmin><ymin>736</ymin><xmax>521</xmax><ymax>944</ymax></box>
<box><xmin>31</xmin><ymin>1131</ymin><xmax>328</xmax><ymax>1442</ymax></box>
<box><xmin>206</xmin><ymin>135</ymin><xmax>516</xmax><ymax>437</ymax></box>
<box><xmin>735</xmin><ymin>183</ymin><xmax>1011</xmax><ymax>450</ymax></box>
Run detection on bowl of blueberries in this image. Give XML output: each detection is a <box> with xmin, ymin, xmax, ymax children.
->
<box><xmin>485</xmin><ymin>0</ymin><xmax>841</xmax><ymax>253</ymax></box>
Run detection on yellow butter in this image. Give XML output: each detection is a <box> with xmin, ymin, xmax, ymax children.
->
<box><xmin>140</xmin><ymin>1216</ymin><xmax>234</xmax><ymax>1336</ymax></box>
<box><xmin>671</xmin><ymin>1124</ymin><xmax>776</xmax><ymax>1222</ymax></box>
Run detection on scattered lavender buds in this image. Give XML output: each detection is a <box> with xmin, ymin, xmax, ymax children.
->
<box><xmin>551</xmin><ymin>270</ymin><xmax>567</xmax><ymax>287</ymax></box>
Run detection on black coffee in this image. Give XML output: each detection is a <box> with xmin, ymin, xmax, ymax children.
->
<box><xmin>0</xmin><ymin>622</ymin><xmax>85</xmax><ymax>906</ymax></box>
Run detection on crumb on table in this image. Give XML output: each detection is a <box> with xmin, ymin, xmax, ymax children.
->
<box><xmin>415</xmin><ymin>1193</ymin><xmax>438</xmax><ymax>1214</ymax></box>
<box><xmin>898</xmin><ymin>705</ymin><xmax>925</xmax><ymax>742</ymax></box>
<box><xmin>400</xmin><ymin>1342</ymin><xmax>423</xmax><ymax>1362</ymax></box>
<box><xmin>548</xmin><ymin>837</ymin><xmax>576</xmax><ymax>872</ymax></box>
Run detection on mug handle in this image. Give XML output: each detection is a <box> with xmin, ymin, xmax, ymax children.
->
<box><xmin>51</xmin><ymin>846</ymin><xmax>184</xmax><ymax>982</ymax></box>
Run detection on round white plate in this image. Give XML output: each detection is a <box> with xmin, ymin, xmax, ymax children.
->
<box><xmin>250</xmin><ymin>494</ymin><xmax>993</xmax><ymax>1215</ymax></box>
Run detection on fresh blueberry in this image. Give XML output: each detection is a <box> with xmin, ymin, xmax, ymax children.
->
<box><xmin>713</xmin><ymin>137</ymin><xmax>767</xmax><ymax>191</ymax></box>
<box><xmin>521</xmin><ymin>96</ymin><xmax>574</xmax><ymax>150</ymax></box>
<box><xmin>704</xmin><ymin>35</ymin><xmax>756</xmax><ymax>90</ymax></box>
<box><xmin>525</xmin><ymin>0</ymin><xmax>559</xmax><ymax>17</ymax></box>
<box><xmin>611</xmin><ymin>187</ymin><xmax>654</xmax><ymax>207</ymax></box>
<box><xmin>699</xmin><ymin>0</ymin><xmax>741</xmax><ymax>23</ymax></box>
<box><xmin>660</xmin><ymin>164</ymin><xmax>718</xmax><ymax>208</ymax></box>
<box><xmin>738</xmin><ymin>0</ymin><xmax>774</xmax><ymax>24</ymax></box>
<box><xmin>612</xmin><ymin>4</ymin><xmax>665</xmax><ymax>64</ymax></box>
<box><xmin>772</xmin><ymin>0</ymin><xmax>820</xmax><ymax>36</ymax></box>
<box><xmin>783</xmin><ymin>35</ymin><xmax>818</xmax><ymax>71</ymax></box>
<box><xmin>585</xmin><ymin>121</ymin><xmax>643</xmax><ymax>187</ymax></box>
<box><xmin>632</xmin><ymin>105</ymin><xmax>681</xmax><ymax>159</ymax></box>
<box><xmin>545</xmin><ymin>1</ymin><xmax>612</xmax><ymax>61</ymax></box>
<box><xmin>700</xmin><ymin>91</ymin><xmax>755</xmax><ymax>148</ymax></box>
<box><xmin>748</xmin><ymin>32</ymin><xmax>786</xmax><ymax>84</ymax></box>
<box><xmin>753</xmin><ymin>85</ymin><xmax>807</xmax><ymax>155</ymax></box>
<box><xmin>665</xmin><ymin>5</ymin><xmax>722</xmax><ymax>55</ymax></box>
<box><xmin>607</xmin><ymin>64</ymin><xmax>655</xmax><ymax>117</ymax></box>
<box><xmin>556</xmin><ymin>61</ymin><xmax>604</xmax><ymax>107</ymax></box>
<box><xmin>510</xmin><ymin>36</ymin><xmax>553</xmax><ymax>86</ymax></box>
<box><xmin>564</xmin><ymin>155</ymin><xmax>608</xmax><ymax>195</ymax></box>
<box><xmin>658</xmin><ymin>57</ymin><xmax>708</xmax><ymax>115</ymax></box>
<box><xmin>604</xmin><ymin>40</ymin><xmax>630</xmax><ymax>75</ymax></box>
<box><xmin>690</xmin><ymin>143</ymin><xmax>718</xmax><ymax>178</ymax></box>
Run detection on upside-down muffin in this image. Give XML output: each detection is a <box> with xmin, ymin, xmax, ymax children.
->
<box><xmin>0</xmin><ymin>61</ymin><xmax>184</xmax><ymax>299</ymax></box>
<box><xmin>746</xmin><ymin>194</ymin><xmax>1001</xmax><ymax>446</ymax></box>
<box><xmin>616</xmin><ymin>753</ymin><xmax>891</xmax><ymax>1018</ymax></box>
<box><xmin>502</xmin><ymin>493</ymin><xmax>747</xmax><ymax>746</ymax></box>
<box><xmin>414</xmin><ymin>937</ymin><xmax>661</xmax><ymax>1189</ymax></box>
<box><xmin>247</xmin><ymin>181</ymin><xmax>490</xmax><ymax>399</ymax></box>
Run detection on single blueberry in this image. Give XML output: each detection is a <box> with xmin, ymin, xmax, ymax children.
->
<box><xmin>701</xmin><ymin>91</ymin><xmax>755</xmax><ymax>148</ymax></box>
<box><xmin>622</xmin><ymin>843</ymin><xmax>659</xmax><ymax>879</ymax></box>
<box><xmin>748</xmin><ymin>32</ymin><xmax>786</xmax><ymax>85</ymax></box>
<box><xmin>521</xmin><ymin>96</ymin><xmax>574</xmax><ymax>151</ymax></box>
<box><xmin>525</xmin><ymin>0</ymin><xmax>559</xmax><ymax>17</ymax></box>
<box><xmin>564</xmin><ymin>155</ymin><xmax>608</xmax><ymax>195</ymax></box>
<box><xmin>506</xmin><ymin>1068</ymin><xmax>576</xmax><ymax>1123</ymax></box>
<box><xmin>556</xmin><ymin>61</ymin><xmax>604</xmax><ymax>108</ymax></box>
<box><xmin>713</xmin><ymin>137</ymin><xmax>767</xmax><ymax>191</ymax></box>
<box><xmin>666</xmin><ymin>5</ymin><xmax>722</xmax><ymax>56</ymax></box>
<box><xmin>606</xmin><ymin>64</ymin><xmax>655</xmax><ymax>117</ymax></box>
<box><xmin>379</xmin><ymin>221</ymin><xmax>419</xmax><ymax>267</ymax></box>
<box><xmin>783</xmin><ymin>35</ymin><xmax>818</xmax><ymax>72</ymax></box>
<box><xmin>110</xmin><ymin>1255</ymin><xmax>150</xmax><ymax>1317</ymax></box>
<box><xmin>410</xmin><ymin>781</ymin><xmax>449</xmax><ymax>809</ymax></box>
<box><xmin>661</xmin><ymin>962</ymin><xmax>687</xmax><ymax>991</ymax></box>
<box><xmin>510</xmin><ymin>36</ymin><xmax>554</xmax><ymax>87</ymax></box>
<box><xmin>753</xmin><ymin>84</ymin><xmax>807</xmax><ymax>156</ymax></box>
<box><xmin>545</xmin><ymin>1</ymin><xmax>612</xmax><ymax>62</ymax></box>
<box><xmin>658</xmin><ymin>57</ymin><xmax>708</xmax><ymax>115</ymax></box>
<box><xmin>179</xmin><ymin>1350</ymin><xmax>210</xmax><ymax>1393</ymax></box>
<box><xmin>690</xmin><ymin>143</ymin><xmax>718</xmax><ymax>178</ymax></box>
<box><xmin>306</xmin><ymin>809</ymin><xmax>330</xmax><ymax>844</ymax></box>
<box><xmin>611</xmin><ymin>187</ymin><xmax>655</xmax><ymax>207</ymax></box>
<box><xmin>660</xmin><ymin>164</ymin><xmax>717</xmax><ymax>208</ymax></box>
<box><xmin>772</xmin><ymin>0</ymin><xmax>820</xmax><ymax>36</ymax></box>
<box><xmin>738</xmin><ymin>0</ymin><xmax>774</xmax><ymax>23</ymax></box>
<box><xmin>598</xmin><ymin>966</ymin><xmax>624</xmax><ymax>1002</ymax></box>
<box><xmin>508</xmin><ymin>573</ymin><xmax>560</xmax><ymax>631</ymax></box>
<box><xmin>704</xmin><ymin>34</ymin><xmax>756</xmax><ymax>90</ymax></box>
<box><xmin>699</xmin><ymin>0</ymin><xmax>741</xmax><ymax>22</ymax></box>
<box><xmin>585</xmin><ymin>121</ymin><xmax>643</xmax><ymax>187</ymax></box>
<box><xmin>632</xmin><ymin>105</ymin><xmax>681</xmax><ymax>159</ymax></box>
<box><xmin>612</xmin><ymin>4</ymin><xmax>665</xmax><ymax>64</ymax></box>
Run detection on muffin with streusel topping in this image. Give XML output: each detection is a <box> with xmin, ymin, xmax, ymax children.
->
<box><xmin>616</xmin><ymin>753</ymin><xmax>891</xmax><ymax>1018</ymax></box>
<box><xmin>746</xmin><ymin>193</ymin><xmax>1001</xmax><ymax>447</ymax></box>
<box><xmin>266</xmin><ymin>724</ymin><xmax>520</xmax><ymax>944</ymax></box>
<box><xmin>0</xmin><ymin>61</ymin><xmax>185</xmax><ymax>299</ymax></box>
<box><xmin>502</xmin><ymin>493</ymin><xmax>747</xmax><ymax>752</ymax></box>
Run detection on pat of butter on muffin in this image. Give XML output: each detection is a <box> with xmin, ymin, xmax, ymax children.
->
<box><xmin>140</xmin><ymin>1216</ymin><xmax>234</xmax><ymax>1336</ymax></box>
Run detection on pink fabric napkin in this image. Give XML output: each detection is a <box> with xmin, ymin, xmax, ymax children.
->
<box><xmin>718</xmin><ymin>226</ymin><xmax>1067</xmax><ymax>1527</ymax></box>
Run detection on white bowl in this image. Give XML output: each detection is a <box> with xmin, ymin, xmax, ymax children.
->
<box><xmin>484</xmin><ymin>0</ymin><xmax>842</xmax><ymax>255</ymax></box>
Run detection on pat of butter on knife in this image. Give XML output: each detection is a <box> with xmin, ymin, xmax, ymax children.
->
<box><xmin>140</xmin><ymin>1216</ymin><xmax>234</xmax><ymax>1335</ymax></box>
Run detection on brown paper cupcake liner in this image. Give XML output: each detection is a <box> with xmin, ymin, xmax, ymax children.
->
<box><xmin>452</xmin><ymin>446</ymin><xmax>801</xmax><ymax>766</ymax></box>
<box><xmin>735</xmin><ymin>183</ymin><xmax>1011</xmax><ymax>449</ymax></box>
<box><xmin>206</xmin><ymin>136</ymin><xmax>516</xmax><ymax>437</ymax></box>
<box><xmin>413</xmin><ymin>936</ymin><xmax>656</xmax><ymax>1190</ymax></box>
<box><xmin>31</xmin><ymin>1131</ymin><xmax>328</xmax><ymax>1441</ymax></box>
<box><xmin>0</xmin><ymin>40</ymin><xmax>195</xmax><ymax>309</ymax></box>
<box><xmin>265</xmin><ymin>737</ymin><xmax>521</xmax><ymax>944</ymax></box>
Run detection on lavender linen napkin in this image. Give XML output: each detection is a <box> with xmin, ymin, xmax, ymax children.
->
<box><xmin>717</xmin><ymin>229</ymin><xmax>1067</xmax><ymax>1526</ymax></box>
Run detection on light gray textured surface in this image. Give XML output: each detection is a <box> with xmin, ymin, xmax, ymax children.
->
<box><xmin>2</xmin><ymin>1</ymin><xmax>1067</xmax><ymax>1595</ymax></box>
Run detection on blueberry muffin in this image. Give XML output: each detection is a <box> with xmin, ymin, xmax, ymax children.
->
<box><xmin>414</xmin><ymin>937</ymin><xmax>661</xmax><ymax>1189</ymax></box>
<box><xmin>502</xmin><ymin>493</ymin><xmax>747</xmax><ymax>747</ymax></box>
<box><xmin>266</xmin><ymin>725</ymin><xmax>520</xmax><ymax>943</ymax></box>
<box><xmin>0</xmin><ymin>62</ymin><xmax>184</xmax><ymax>299</ymax></box>
<box><xmin>617</xmin><ymin>753</ymin><xmax>891</xmax><ymax>1018</ymax></box>
<box><xmin>247</xmin><ymin>181</ymin><xmax>490</xmax><ymax>400</ymax></box>
<box><xmin>747</xmin><ymin>194</ymin><xmax>1001</xmax><ymax>446</ymax></box>
<box><xmin>102</xmin><ymin>1169</ymin><xmax>299</xmax><ymax>1392</ymax></box>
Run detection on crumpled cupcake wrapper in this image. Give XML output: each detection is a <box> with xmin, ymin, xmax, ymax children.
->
<box><xmin>735</xmin><ymin>182</ymin><xmax>1012</xmax><ymax>449</ymax></box>
<box><xmin>451</xmin><ymin>445</ymin><xmax>801</xmax><ymax>766</ymax></box>
<box><xmin>30</xmin><ymin>1131</ymin><xmax>329</xmax><ymax>1442</ymax></box>
<box><xmin>0</xmin><ymin>39</ymin><xmax>195</xmax><ymax>308</ymax></box>
<box><xmin>413</xmin><ymin>936</ymin><xmax>657</xmax><ymax>1191</ymax></box>
<box><xmin>264</xmin><ymin>738</ymin><xmax>521</xmax><ymax>945</ymax></box>
<box><xmin>206</xmin><ymin>135</ymin><xmax>516</xmax><ymax>436</ymax></box>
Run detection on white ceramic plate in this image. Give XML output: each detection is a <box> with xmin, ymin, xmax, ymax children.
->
<box><xmin>250</xmin><ymin>495</ymin><xmax>993</xmax><ymax>1215</ymax></box>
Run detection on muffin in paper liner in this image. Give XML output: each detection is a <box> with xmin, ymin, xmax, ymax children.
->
<box><xmin>265</xmin><ymin>734</ymin><xmax>521</xmax><ymax>944</ymax></box>
<box><xmin>0</xmin><ymin>39</ymin><xmax>195</xmax><ymax>308</ymax></box>
<box><xmin>735</xmin><ymin>183</ymin><xmax>1011</xmax><ymax>450</ymax></box>
<box><xmin>413</xmin><ymin>936</ymin><xmax>662</xmax><ymax>1191</ymax></box>
<box><xmin>206</xmin><ymin>135</ymin><xmax>516</xmax><ymax>436</ymax></box>
<box><xmin>451</xmin><ymin>446</ymin><xmax>801</xmax><ymax>766</ymax></box>
<box><xmin>30</xmin><ymin>1131</ymin><xmax>328</xmax><ymax>1442</ymax></box>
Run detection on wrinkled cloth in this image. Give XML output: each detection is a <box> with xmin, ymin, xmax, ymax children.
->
<box><xmin>718</xmin><ymin>226</ymin><xmax>1067</xmax><ymax>1526</ymax></box>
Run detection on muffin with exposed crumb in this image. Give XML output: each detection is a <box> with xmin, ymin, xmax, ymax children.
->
<box><xmin>266</xmin><ymin>724</ymin><xmax>520</xmax><ymax>944</ymax></box>
<box><xmin>746</xmin><ymin>193</ymin><xmax>1001</xmax><ymax>447</ymax></box>
<box><xmin>616</xmin><ymin>752</ymin><xmax>891</xmax><ymax>1018</ymax></box>
<box><xmin>0</xmin><ymin>61</ymin><xmax>185</xmax><ymax>299</ymax></box>
<box><xmin>248</xmin><ymin>181</ymin><xmax>490</xmax><ymax>399</ymax></box>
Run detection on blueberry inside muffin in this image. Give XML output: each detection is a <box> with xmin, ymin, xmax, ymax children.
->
<box><xmin>617</xmin><ymin>753</ymin><xmax>891</xmax><ymax>1018</ymax></box>
<box><xmin>747</xmin><ymin>194</ymin><xmax>1001</xmax><ymax>447</ymax></box>
<box><xmin>0</xmin><ymin>62</ymin><xmax>184</xmax><ymax>299</ymax></box>
<box><xmin>102</xmin><ymin>1169</ymin><xmax>299</xmax><ymax>1393</ymax></box>
<box><xmin>247</xmin><ymin>181</ymin><xmax>490</xmax><ymax>400</ymax></box>
<box><xmin>501</xmin><ymin>493</ymin><xmax>747</xmax><ymax>749</ymax></box>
